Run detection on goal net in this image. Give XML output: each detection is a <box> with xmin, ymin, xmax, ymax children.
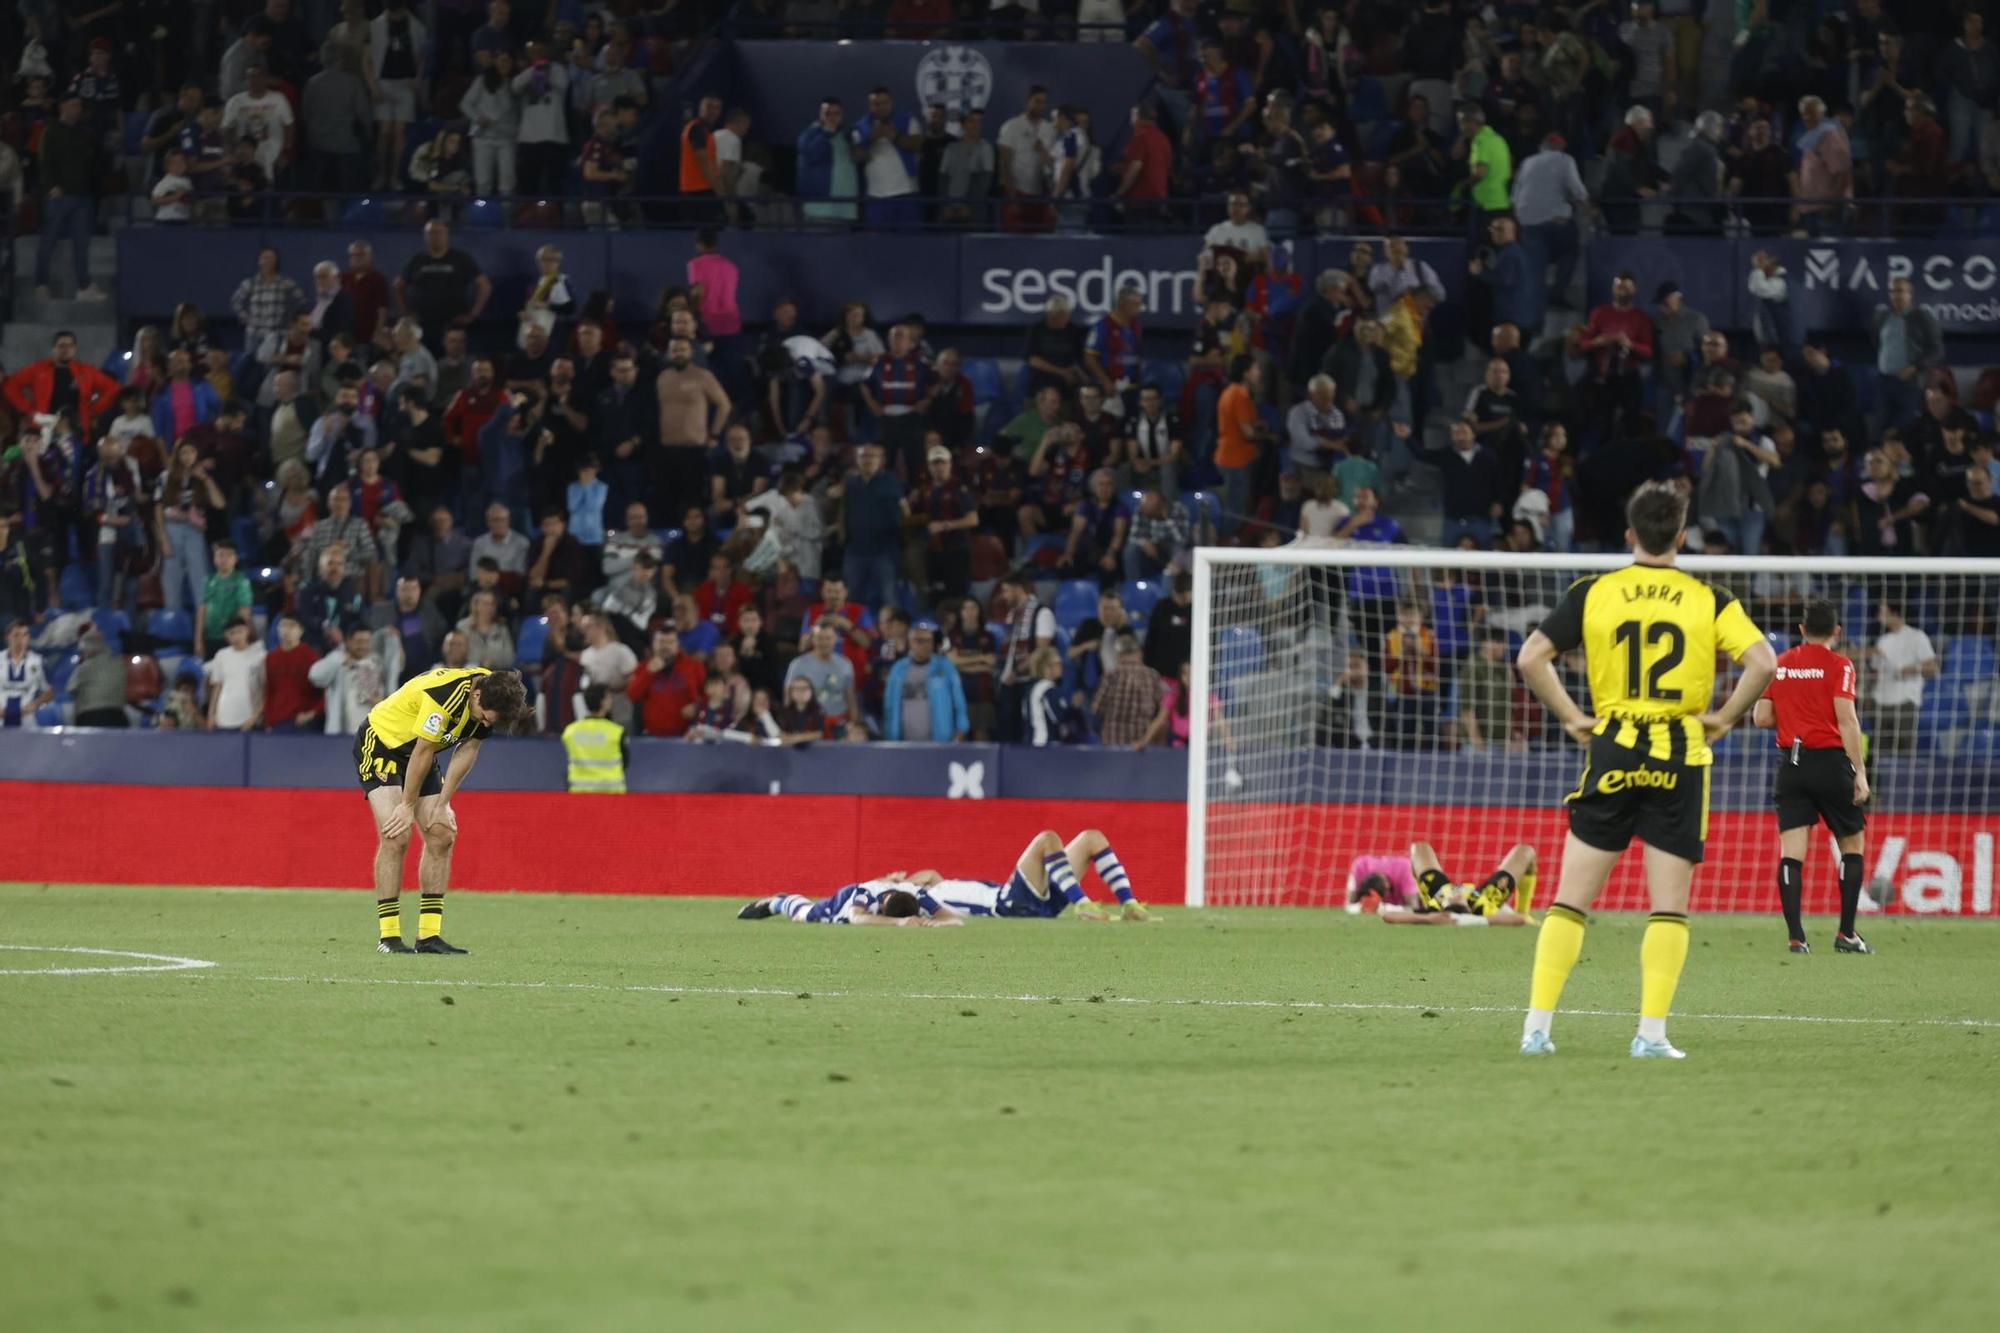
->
<box><xmin>1187</xmin><ymin>547</ymin><xmax>2000</xmax><ymax>918</ymax></box>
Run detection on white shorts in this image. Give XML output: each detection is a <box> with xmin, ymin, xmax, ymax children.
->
<box><xmin>377</xmin><ymin>79</ymin><xmax>417</xmax><ymax>124</ymax></box>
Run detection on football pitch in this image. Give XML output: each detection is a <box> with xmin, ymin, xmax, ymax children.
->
<box><xmin>3</xmin><ymin>885</ymin><xmax>1996</xmax><ymax>1333</ymax></box>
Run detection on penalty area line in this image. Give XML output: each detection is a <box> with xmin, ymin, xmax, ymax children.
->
<box><xmin>168</xmin><ymin>971</ymin><xmax>2000</xmax><ymax>1030</ymax></box>
<box><xmin>0</xmin><ymin>945</ymin><xmax>218</xmax><ymax>976</ymax></box>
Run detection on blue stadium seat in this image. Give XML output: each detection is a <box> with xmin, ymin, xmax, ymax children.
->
<box><xmin>1348</xmin><ymin>76</ymin><xmax>1388</xmax><ymax>124</ymax></box>
<box><xmin>1942</xmin><ymin>635</ymin><xmax>1996</xmax><ymax>681</ymax></box>
<box><xmin>1120</xmin><ymin>578</ymin><xmax>1164</xmax><ymax>621</ymax></box>
<box><xmin>1365</xmin><ymin>120</ymin><xmax>1402</xmax><ymax>161</ymax></box>
<box><xmin>147</xmin><ymin>609</ymin><xmax>193</xmax><ymax>647</ymax></box>
<box><xmin>1141</xmin><ymin>358</ymin><xmax>1186</xmax><ymax>404</ymax></box>
<box><xmin>48</xmin><ymin>651</ymin><xmax>80</xmax><ymax>695</ymax></box>
<box><xmin>103</xmin><ymin>347</ymin><xmax>134</xmax><ymax>377</ymax></box>
<box><xmin>1053</xmin><ymin>579</ymin><xmax>1100</xmax><ymax>630</ymax></box>
<box><xmin>1215</xmin><ymin>626</ymin><xmax>1264</xmax><ymax>682</ymax></box>
<box><xmin>122</xmin><ymin>109</ymin><xmax>151</xmax><ymax>155</ymax></box>
<box><xmin>59</xmin><ymin>566</ymin><xmax>94</xmax><ymax>612</ymax></box>
<box><xmin>515</xmin><ymin>615</ymin><xmax>550</xmax><ymax>666</ymax></box>
<box><xmin>91</xmin><ymin>608</ymin><xmax>130</xmax><ymax>651</ymax></box>
<box><xmin>962</xmin><ymin>358</ymin><xmax>1004</xmax><ymax>406</ymax></box>
<box><xmin>462</xmin><ymin>198</ymin><xmax>505</xmax><ymax>230</ymax></box>
<box><xmin>35</xmin><ymin>703</ymin><xmax>64</xmax><ymax>727</ymax></box>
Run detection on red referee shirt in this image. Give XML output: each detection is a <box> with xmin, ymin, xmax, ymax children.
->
<box><xmin>1764</xmin><ymin>642</ymin><xmax>1855</xmax><ymax>750</ymax></box>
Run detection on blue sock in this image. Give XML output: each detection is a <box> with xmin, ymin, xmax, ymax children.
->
<box><xmin>1093</xmin><ymin>847</ymin><xmax>1135</xmax><ymax>903</ymax></box>
<box><xmin>1044</xmin><ymin>853</ymin><xmax>1086</xmax><ymax>904</ymax></box>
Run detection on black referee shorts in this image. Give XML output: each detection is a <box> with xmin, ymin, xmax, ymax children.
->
<box><xmin>1565</xmin><ymin>732</ymin><xmax>1710</xmax><ymax>864</ymax></box>
<box><xmin>353</xmin><ymin>725</ymin><xmax>443</xmax><ymax>800</ymax></box>
<box><xmin>1773</xmin><ymin>746</ymin><xmax>1866</xmax><ymax>838</ymax></box>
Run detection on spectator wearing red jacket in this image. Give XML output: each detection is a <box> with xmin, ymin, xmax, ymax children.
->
<box><xmin>1113</xmin><ymin>103</ymin><xmax>1173</xmax><ymax>224</ymax></box>
<box><xmin>627</xmin><ymin>628</ymin><xmax>707</xmax><ymax>736</ymax></box>
<box><xmin>442</xmin><ymin>356</ymin><xmax>505</xmax><ymax>466</ymax></box>
<box><xmin>262</xmin><ymin>612</ymin><xmax>324</xmax><ymax>731</ymax></box>
<box><xmin>1566</xmin><ymin>271</ymin><xmax>1654</xmax><ymax>444</ymax></box>
<box><xmin>4</xmin><ymin>331</ymin><xmax>122</xmax><ymax>438</ymax></box>
<box><xmin>693</xmin><ymin>552</ymin><xmax>752</xmax><ymax>636</ymax></box>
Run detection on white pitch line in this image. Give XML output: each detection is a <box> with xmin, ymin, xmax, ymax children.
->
<box><xmin>0</xmin><ymin>945</ymin><xmax>217</xmax><ymax>976</ymax></box>
<box><xmin>148</xmin><ymin>970</ymin><xmax>2000</xmax><ymax>1030</ymax></box>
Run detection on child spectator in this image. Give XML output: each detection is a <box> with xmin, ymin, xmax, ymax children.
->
<box><xmin>262</xmin><ymin>612</ymin><xmax>324</xmax><ymax>731</ymax></box>
<box><xmin>205</xmin><ymin>616</ymin><xmax>266</xmax><ymax>731</ymax></box>
<box><xmin>771</xmin><ymin>676</ymin><xmax>826</xmax><ymax>744</ymax></box>
<box><xmin>567</xmin><ymin>455</ymin><xmax>608</xmax><ymax>557</ymax></box>
<box><xmin>689</xmin><ymin>675</ymin><xmax>737</xmax><ymax>737</ymax></box>
<box><xmin>1024</xmin><ymin>644</ymin><xmax>1081</xmax><ymax>747</ymax></box>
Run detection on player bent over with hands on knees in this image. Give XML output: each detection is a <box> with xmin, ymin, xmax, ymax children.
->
<box><xmin>738</xmin><ymin>828</ymin><xmax>1152</xmax><ymax>924</ymax></box>
<box><xmin>1752</xmin><ymin>597</ymin><xmax>1871</xmax><ymax>956</ymax></box>
<box><xmin>1514</xmin><ymin>481</ymin><xmax>1777</xmax><ymax>1059</ymax></box>
<box><xmin>355</xmin><ymin>666</ymin><xmax>529</xmax><ymax>954</ymax></box>
<box><xmin>1345</xmin><ymin>841</ymin><xmax>1538</xmax><ymax>926</ymax></box>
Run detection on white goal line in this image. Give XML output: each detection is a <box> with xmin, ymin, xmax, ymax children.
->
<box><xmin>151</xmin><ymin>970</ymin><xmax>2000</xmax><ymax>1031</ymax></box>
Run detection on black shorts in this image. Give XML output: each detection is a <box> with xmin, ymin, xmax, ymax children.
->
<box><xmin>1565</xmin><ymin>732</ymin><xmax>1710</xmax><ymax>864</ymax></box>
<box><xmin>1773</xmin><ymin>747</ymin><xmax>1866</xmax><ymax>838</ymax></box>
<box><xmin>353</xmin><ymin>724</ymin><xmax>442</xmax><ymax>799</ymax></box>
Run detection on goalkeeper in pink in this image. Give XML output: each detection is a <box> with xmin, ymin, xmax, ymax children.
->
<box><xmin>1344</xmin><ymin>841</ymin><xmax>1538</xmax><ymax>925</ymax></box>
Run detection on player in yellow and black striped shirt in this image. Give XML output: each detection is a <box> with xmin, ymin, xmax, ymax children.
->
<box><xmin>355</xmin><ymin>666</ymin><xmax>527</xmax><ymax>955</ymax></box>
<box><xmin>1513</xmin><ymin>481</ymin><xmax>1776</xmax><ymax>1060</ymax></box>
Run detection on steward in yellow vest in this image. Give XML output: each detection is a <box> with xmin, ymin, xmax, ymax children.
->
<box><xmin>562</xmin><ymin>684</ymin><xmax>628</xmax><ymax>794</ymax></box>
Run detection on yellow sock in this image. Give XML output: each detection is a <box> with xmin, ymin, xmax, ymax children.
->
<box><xmin>417</xmin><ymin>893</ymin><xmax>444</xmax><ymax>940</ymax></box>
<box><xmin>1517</xmin><ymin>871</ymin><xmax>1537</xmax><ymax>917</ymax></box>
<box><xmin>376</xmin><ymin>898</ymin><xmax>401</xmax><ymax>939</ymax></box>
<box><xmin>1529</xmin><ymin>904</ymin><xmax>1587</xmax><ymax>1012</ymax></box>
<box><xmin>1640</xmin><ymin>913</ymin><xmax>1691</xmax><ymax>1020</ymax></box>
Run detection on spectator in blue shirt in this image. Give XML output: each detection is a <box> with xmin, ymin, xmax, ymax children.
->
<box><xmin>850</xmin><ymin>87</ymin><xmax>923</xmax><ymax>230</ymax></box>
<box><xmin>881</xmin><ymin>620</ymin><xmax>969</xmax><ymax>741</ymax></box>
<box><xmin>1469</xmin><ymin>214</ymin><xmax>1541</xmax><ymax>340</ymax></box>
<box><xmin>567</xmin><ymin>454</ymin><xmax>608</xmax><ymax>555</ymax></box>
<box><xmin>839</xmin><ymin>442</ymin><xmax>906</xmax><ymax>611</ymax></box>
<box><xmin>798</xmin><ymin>98</ymin><xmax>859</xmax><ymax>225</ymax></box>
<box><xmin>671</xmin><ymin>593</ymin><xmax>721</xmax><ymax>662</ymax></box>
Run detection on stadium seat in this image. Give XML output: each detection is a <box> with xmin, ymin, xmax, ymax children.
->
<box><xmin>1348</xmin><ymin>76</ymin><xmax>1388</xmax><ymax>124</ymax></box>
<box><xmin>125</xmin><ymin>654</ymin><xmax>163</xmax><ymax>705</ymax></box>
<box><xmin>516</xmin><ymin>615</ymin><xmax>551</xmax><ymax>666</ymax></box>
<box><xmin>962</xmin><ymin>358</ymin><xmax>1004</xmax><ymax>406</ymax></box>
<box><xmin>35</xmin><ymin>703</ymin><xmax>64</xmax><ymax>727</ymax></box>
<box><xmin>146</xmin><ymin>609</ymin><xmax>193</xmax><ymax>647</ymax></box>
<box><xmin>48</xmin><ymin>651</ymin><xmax>80</xmax><ymax>695</ymax></box>
<box><xmin>1120</xmin><ymin>578</ymin><xmax>1164</xmax><ymax>621</ymax></box>
<box><xmin>1053</xmin><ymin>579</ymin><xmax>1100</xmax><ymax>630</ymax></box>
<box><xmin>462</xmin><ymin>198</ymin><xmax>505</xmax><ymax>230</ymax></box>
<box><xmin>91</xmin><ymin>608</ymin><xmax>130</xmax><ymax>651</ymax></box>
<box><xmin>1141</xmin><ymin>358</ymin><xmax>1186</xmax><ymax>404</ymax></box>
<box><xmin>1943</xmin><ymin>636</ymin><xmax>1997</xmax><ymax>682</ymax></box>
<box><xmin>59</xmin><ymin>566</ymin><xmax>93</xmax><ymax>612</ymax></box>
<box><xmin>1215</xmin><ymin>626</ymin><xmax>1264</xmax><ymax>682</ymax></box>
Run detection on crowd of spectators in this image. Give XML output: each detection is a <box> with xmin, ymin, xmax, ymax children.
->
<box><xmin>4</xmin><ymin>1</ymin><xmax>2000</xmax><ymax>753</ymax></box>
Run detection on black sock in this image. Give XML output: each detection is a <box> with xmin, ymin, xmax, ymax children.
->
<box><xmin>1778</xmin><ymin>858</ymin><xmax>1805</xmax><ymax>942</ymax></box>
<box><xmin>1839</xmin><ymin>853</ymin><xmax>1865</xmax><ymax>937</ymax></box>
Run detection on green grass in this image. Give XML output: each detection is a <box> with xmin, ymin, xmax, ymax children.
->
<box><xmin>1</xmin><ymin>885</ymin><xmax>1996</xmax><ymax>1333</ymax></box>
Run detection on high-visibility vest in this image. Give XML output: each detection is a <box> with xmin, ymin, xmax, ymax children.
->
<box><xmin>562</xmin><ymin>717</ymin><xmax>626</xmax><ymax>794</ymax></box>
<box><xmin>679</xmin><ymin>117</ymin><xmax>717</xmax><ymax>194</ymax></box>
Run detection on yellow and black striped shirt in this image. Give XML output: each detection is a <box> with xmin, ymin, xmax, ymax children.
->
<box><xmin>1539</xmin><ymin>563</ymin><xmax>1765</xmax><ymax>766</ymax></box>
<box><xmin>363</xmin><ymin>667</ymin><xmax>494</xmax><ymax>749</ymax></box>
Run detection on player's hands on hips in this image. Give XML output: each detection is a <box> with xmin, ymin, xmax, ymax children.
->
<box><xmin>1699</xmin><ymin>712</ymin><xmax>1735</xmax><ymax>743</ymax></box>
<box><xmin>382</xmin><ymin>803</ymin><xmax>415</xmax><ymax>840</ymax></box>
<box><xmin>1563</xmin><ymin>715</ymin><xmax>1597</xmax><ymax>745</ymax></box>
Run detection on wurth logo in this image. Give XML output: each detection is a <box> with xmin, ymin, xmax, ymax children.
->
<box><xmin>1775</xmin><ymin>667</ymin><xmax>1825</xmax><ymax>680</ymax></box>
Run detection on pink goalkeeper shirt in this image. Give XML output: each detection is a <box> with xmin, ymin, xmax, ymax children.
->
<box><xmin>687</xmin><ymin>252</ymin><xmax>742</xmax><ymax>336</ymax></box>
<box><xmin>1346</xmin><ymin>853</ymin><xmax>1419</xmax><ymax>907</ymax></box>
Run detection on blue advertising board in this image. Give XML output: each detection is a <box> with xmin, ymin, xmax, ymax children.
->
<box><xmin>1588</xmin><ymin>236</ymin><xmax>2000</xmax><ymax>336</ymax></box>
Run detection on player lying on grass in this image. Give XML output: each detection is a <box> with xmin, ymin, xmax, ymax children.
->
<box><xmin>738</xmin><ymin>828</ymin><xmax>1151</xmax><ymax>924</ymax></box>
<box><xmin>1343</xmin><ymin>841</ymin><xmax>1537</xmax><ymax>925</ymax></box>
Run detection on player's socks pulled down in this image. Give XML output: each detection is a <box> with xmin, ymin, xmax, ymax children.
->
<box><xmin>377</xmin><ymin>896</ymin><xmax>401</xmax><ymax>940</ymax></box>
<box><xmin>1525</xmin><ymin>903</ymin><xmax>1587</xmax><ymax>1037</ymax></box>
<box><xmin>1838</xmin><ymin>852</ymin><xmax>1865</xmax><ymax>938</ymax></box>
<box><xmin>1044</xmin><ymin>853</ymin><xmax>1086</xmax><ymax>904</ymax></box>
<box><xmin>1778</xmin><ymin>857</ymin><xmax>1806</xmax><ymax>943</ymax></box>
<box><xmin>1638</xmin><ymin>912</ymin><xmax>1690</xmax><ymax>1044</ymax></box>
<box><xmin>417</xmin><ymin>893</ymin><xmax>445</xmax><ymax>941</ymax></box>
<box><xmin>1092</xmin><ymin>847</ymin><xmax>1136</xmax><ymax>904</ymax></box>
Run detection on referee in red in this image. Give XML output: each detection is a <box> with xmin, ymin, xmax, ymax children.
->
<box><xmin>1752</xmin><ymin>598</ymin><xmax>1872</xmax><ymax>955</ymax></box>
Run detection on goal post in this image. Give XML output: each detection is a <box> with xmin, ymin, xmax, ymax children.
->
<box><xmin>1186</xmin><ymin>545</ymin><xmax>2000</xmax><ymax>918</ymax></box>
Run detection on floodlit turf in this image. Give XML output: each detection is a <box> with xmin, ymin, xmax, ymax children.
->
<box><xmin>2</xmin><ymin>886</ymin><xmax>1997</xmax><ymax>1333</ymax></box>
